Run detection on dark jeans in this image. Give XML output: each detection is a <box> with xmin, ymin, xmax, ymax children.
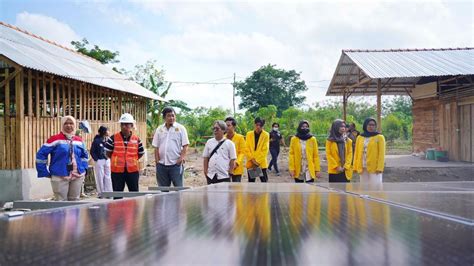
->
<box><xmin>294</xmin><ymin>178</ymin><xmax>315</xmax><ymax>183</ymax></box>
<box><xmin>206</xmin><ymin>174</ymin><xmax>231</xmax><ymax>185</ymax></box>
<box><xmin>111</xmin><ymin>170</ymin><xmax>139</xmax><ymax>199</ymax></box>
<box><xmin>329</xmin><ymin>172</ymin><xmax>349</xmax><ymax>183</ymax></box>
<box><xmin>248</xmin><ymin>168</ymin><xmax>268</xmax><ymax>183</ymax></box>
<box><xmin>156</xmin><ymin>164</ymin><xmax>183</xmax><ymax>187</ymax></box>
<box><xmin>231</xmin><ymin>174</ymin><xmax>242</xmax><ymax>182</ymax></box>
<box><xmin>268</xmin><ymin>148</ymin><xmax>280</xmax><ymax>173</ymax></box>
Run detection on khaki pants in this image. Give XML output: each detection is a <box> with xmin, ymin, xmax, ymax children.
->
<box><xmin>50</xmin><ymin>175</ymin><xmax>85</xmax><ymax>201</ymax></box>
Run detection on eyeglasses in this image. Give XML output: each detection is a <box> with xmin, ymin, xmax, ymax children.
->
<box><xmin>212</xmin><ymin>127</ymin><xmax>221</xmax><ymax>131</ymax></box>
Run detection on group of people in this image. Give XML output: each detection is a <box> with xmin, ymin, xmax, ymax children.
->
<box><xmin>36</xmin><ymin>112</ymin><xmax>145</xmax><ymax>201</ymax></box>
<box><xmin>35</xmin><ymin>105</ymin><xmax>385</xmax><ymax>201</ymax></box>
<box><xmin>202</xmin><ymin>117</ymin><xmax>386</xmax><ymax>185</ymax></box>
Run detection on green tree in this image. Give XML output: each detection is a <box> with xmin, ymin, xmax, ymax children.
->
<box><xmin>256</xmin><ymin>105</ymin><xmax>277</xmax><ymax>127</ymax></box>
<box><xmin>382</xmin><ymin>114</ymin><xmax>403</xmax><ymax>141</ymax></box>
<box><xmin>126</xmin><ymin>60</ymin><xmax>190</xmax><ymax>138</ymax></box>
<box><xmin>236</xmin><ymin>64</ymin><xmax>308</xmax><ymax>115</ymax></box>
<box><xmin>71</xmin><ymin>38</ymin><xmax>120</xmax><ymax>64</ymax></box>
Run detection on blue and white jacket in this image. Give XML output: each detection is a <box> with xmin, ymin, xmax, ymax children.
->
<box><xmin>36</xmin><ymin>133</ymin><xmax>89</xmax><ymax>178</ymax></box>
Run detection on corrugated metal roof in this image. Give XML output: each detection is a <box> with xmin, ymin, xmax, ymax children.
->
<box><xmin>0</xmin><ymin>22</ymin><xmax>162</xmax><ymax>101</ymax></box>
<box><xmin>326</xmin><ymin>48</ymin><xmax>474</xmax><ymax>96</ymax></box>
<box><xmin>345</xmin><ymin>48</ymin><xmax>474</xmax><ymax>79</ymax></box>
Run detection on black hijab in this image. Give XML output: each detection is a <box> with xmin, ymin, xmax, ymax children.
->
<box><xmin>361</xmin><ymin>118</ymin><xmax>380</xmax><ymax>137</ymax></box>
<box><xmin>327</xmin><ymin>119</ymin><xmax>346</xmax><ymax>143</ymax></box>
<box><xmin>296</xmin><ymin>120</ymin><xmax>313</xmax><ymax>141</ymax></box>
<box><xmin>327</xmin><ymin>119</ymin><xmax>346</xmax><ymax>167</ymax></box>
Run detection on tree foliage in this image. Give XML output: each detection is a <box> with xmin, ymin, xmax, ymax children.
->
<box><xmin>236</xmin><ymin>64</ymin><xmax>307</xmax><ymax>115</ymax></box>
<box><xmin>126</xmin><ymin>60</ymin><xmax>190</xmax><ymax>138</ymax></box>
<box><xmin>71</xmin><ymin>38</ymin><xmax>120</xmax><ymax>65</ymax></box>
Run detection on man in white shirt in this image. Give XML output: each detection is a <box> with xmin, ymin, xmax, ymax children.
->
<box><xmin>152</xmin><ymin>107</ymin><xmax>189</xmax><ymax>187</ymax></box>
<box><xmin>203</xmin><ymin>120</ymin><xmax>237</xmax><ymax>184</ymax></box>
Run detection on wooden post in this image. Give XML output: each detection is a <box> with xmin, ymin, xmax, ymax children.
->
<box><xmin>35</xmin><ymin>72</ymin><xmax>40</xmax><ymax>117</ymax></box>
<box><xmin>67</xmin><ymin>79</ymin><xmax>71</xmax><ymax>116</ymax></box>
<box><xmin>28</xmin><ymin>70</ymin><xmax>33</xmax><ymax>117</ymax></box>
<box><xmin>56</xmin><ymin>78</ymin><xmax>60</xmax><ymax>117</ymax></box>
<box><xmin>15</xmin><ymin>70</ymin><xmax>24</xmax><ymax>168</ymax></box>
<box><xmin>377</xmin><ymin>78</ymin><xmax>382</xmax><ymax>132</ymax></box>
<box><xmin>5</xmin><ymin>68</ymin><xmax>10</xmax><ymax>169</ymax></box>
<box><xmin>49</xmin><ymin>76</ymin><xmax>54</xmax><ymax>117</ymax></box>
<box><xmin>42</xmin><ymin>73</ymin><xmax>47</xmax><ymax>117</ymax></box>
<box><xmin>342</xmin><ymin>92</ymin><xmax>347</xmax><ymax>121</ymax></box>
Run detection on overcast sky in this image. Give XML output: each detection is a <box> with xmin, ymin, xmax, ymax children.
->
<box><xmin>1</xmin><ymin>0</ymin><xmax>472</xmax><ymax>111</ymax></box>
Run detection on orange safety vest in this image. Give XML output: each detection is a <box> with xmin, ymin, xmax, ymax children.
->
<box><xmin>111</xmin><ymin>132</ymin><xmax>140</xmax><ymax>173</ymax></box>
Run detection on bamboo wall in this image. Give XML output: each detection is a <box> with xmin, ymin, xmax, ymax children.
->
<box><xmin>0</xmin><ymin>64</ymin><xmax>149</xmax><ymax>170</ymax></box>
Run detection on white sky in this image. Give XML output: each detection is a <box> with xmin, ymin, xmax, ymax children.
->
<box><xmin>1</xmin><ymin>0</ymin><xmax>472</xmax><ymax>111</ymax></box>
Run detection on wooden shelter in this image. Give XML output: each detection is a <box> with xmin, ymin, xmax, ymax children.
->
<box><xmin>0</xmin><ymin>22</ymin><xmax>162</xmax><ymax>202</ymax></box>
<box><xmin>326</xmin><ymin>48</ymin><xmax>474</xmax><ymax>162</ymax></box>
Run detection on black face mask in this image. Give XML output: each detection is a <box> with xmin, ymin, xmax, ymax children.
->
<box><xmin>299</xmin><ymin>128</ymin><xmax>309</xmax><ymax>135</ymax></box>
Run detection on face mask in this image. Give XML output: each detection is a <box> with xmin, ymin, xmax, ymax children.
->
<box><xmin>300</xmin><ymin>128</ymin><xmax>309</xmax><ymax>135</ymax></box>
<box><xmin>273</xmin><ymin>127</ymin><xmax>279</xmax><ymax>131</ymax></box>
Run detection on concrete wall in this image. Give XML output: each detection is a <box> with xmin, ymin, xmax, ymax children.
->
<box><xmin>0</xmin><ymin>169</ymin><xmax>52</xmax><ymax>205</ymax></box>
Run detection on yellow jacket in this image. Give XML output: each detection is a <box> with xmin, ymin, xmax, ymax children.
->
<box><xmin>226</xmin><ymin>133</ymin><xmax>246</xmax><ymax>175</ymax></box>
<box><xmin>245</xmin><ymin>130</ymin><xmax>270</xmax><ymax>169</ymax></box>
<box><xmin>325</xmin><ymin>139</ymin><xmax>353</xmax><ymax>180</ymax></box>
<box><xmin>353</xmin><ymin>135</ymin><xmax>385</xmax><ymax>174</ymax></box>
<box><xmin>288</xmin><ymin>136</ymin><xmax>321</xmax><ymax>179</ymax></box>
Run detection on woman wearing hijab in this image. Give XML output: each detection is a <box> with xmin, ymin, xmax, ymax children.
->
<box><xmin>91</xmin><ymin>126</ymin><xmax>112</xmax><ymax>198</ymax></box>
<box><xmin>36</xmin><ymin>116</ymin><xmax>89</xmax><ymax>201</ymax></box>
<box><xmin>353</xmin><ymin>118</ymin><xmax>386</xmax><ymax>184</ymax></box>
<box><xmin>326</xmin><ymin>119</ymin><xmax>353</xmax><ymax>182</ymax></box>
<box><xmin>288</xmin><ymin>120</ymin><xmax>321</xmax><ymax>183</ymax></box>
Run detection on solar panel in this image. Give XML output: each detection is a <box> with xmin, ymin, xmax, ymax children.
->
<box><xmin>0</xmin><ymin>183</ymin><xmax>472</xmax><ymax>265</ymax></box>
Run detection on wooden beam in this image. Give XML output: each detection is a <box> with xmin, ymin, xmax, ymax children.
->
<box><xmin>35</xmin><ymin>71</ymin><xmax>40</xmax><ymax>117</ymax></box>
<box><xmin>67</xmin><ymin>79</ymin><xmax>72</xmax><ymax>116</ymax></box>
<box><xmin>49</xmin><ymin>76</ymin><xmax>54</xmax><ymax>117</ymax></box>
<box><xmin>15</xmin><ymin>71</ymin><xmax>24</xmax><ymax>168</ymax></box>
<box><xmin>0</xmin><ymin>68</ymin><xmax>21</xmax><ymax>88</ymax></box>
<box><xmin>27</xmin><ymin>70</ymin><xmax>33</xmax><ymax>117</ymax></box>
<box><xmin>342</xmin><ymin>93</ymin><xmax>347</xmax><ymax>121</ymax></box>
<box><xmin>377</xmin><ymin>79</ymin><xmax>382</xmax><ymax>132</ymax></box>
<box><xmin>42</xmin><ymin>73</ymin><xmax>47</xmax><ymax>117</ymax></box>
<box><xmin>56</xmin><ymin>78</ymin><xmax>60</xmax><ymax>117</ymax></box>
<box><xmin>5</xmin><ymin>68</ymin><xmax>10</xmax><ymax>117</ymax></box>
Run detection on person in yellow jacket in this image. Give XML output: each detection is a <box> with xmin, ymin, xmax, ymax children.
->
<box><xmin>288</xmin><ymin>120</ymin><xmax>321</xmax><ymax>183</ymax></box>
<box><xmin>353</xmin><ymin>118</ymin><xmax>386</xmax><ymax>184</ymax></box>
<box><xmin>245</xmin><ymin>117</ymin><xmax>269</xmax><ymax>182</ymax></box>
<box><xmin>326</xmin><ymin>119</ymin><xmax>353</xmax><ymax>182</ymax></box>
<box><xmin>225</xmin><ymin>117</ymin><xmax>247</xmax><ymax>182</ymax></box>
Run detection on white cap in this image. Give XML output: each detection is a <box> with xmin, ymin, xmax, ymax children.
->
<box><xmin>118</xmin><ymin>113</ymin><xmax>135</xmax><ymax>124</ymax></box>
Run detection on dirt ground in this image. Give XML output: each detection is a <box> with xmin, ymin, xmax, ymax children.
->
<box><xmin>139</xmin><ymin>147</ymin><xmax>473</xmax><ymax>189</ymax></box>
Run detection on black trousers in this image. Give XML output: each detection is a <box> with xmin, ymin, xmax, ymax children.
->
<box><xmin>206</xmin><ymin>174</ymin><xmax>231</xmax><ymax>185</ymax></box>
<box><xmin>329</xmin><ymin>172</ymin><xmax>349</xmax><ymax>183</ymax></box>
<box><xmin>112</xmin><ymin>170</ymin><xmax>140</xmax><ymax>192</ymax></box>
<box><xmin>248</xmin><ymin>168</ymin><xmax>268</xmax><ymax>183</ymax></box>
<box><xmin>268</xmin><ymin>148</ymin><xmax>280</xmax><ymax>173</ymax></box>
<box><xmin>231</xmin><ymin>174</ymin><xmax>242</xmax><ymax>182</ymax></box>
<box><xmin>294</xmin><ymin>178</ymin><xmax>315</xmax><ymax>183</ymax></box>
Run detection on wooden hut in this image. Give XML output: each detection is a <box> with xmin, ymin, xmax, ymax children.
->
<box><xmin>326</xmin><ymin>48</ymin><xmax>474</xmax><ymax>162</ymax></box>
<box><xmin>0</xmin><ymin>22</ymin><xmax>162</xmax><ymax>203</ymax></box>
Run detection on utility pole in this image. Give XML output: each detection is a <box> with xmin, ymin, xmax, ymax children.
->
<box><xmin>233</xmin><ymin>73</ymin><xmax>236</xmax><ymax>116</ymax></box>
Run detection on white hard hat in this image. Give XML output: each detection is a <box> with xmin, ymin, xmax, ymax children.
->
<box><xmin>118</xmin><ymin>113</ymin><xmax>135</xmax><ymax>124</ymax></box>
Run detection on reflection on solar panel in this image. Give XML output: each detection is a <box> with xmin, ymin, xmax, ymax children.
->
<box><xmin>0</xmin><ymin>182</ymin><xmax>473</xmax><ymax>265</ymax></box>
